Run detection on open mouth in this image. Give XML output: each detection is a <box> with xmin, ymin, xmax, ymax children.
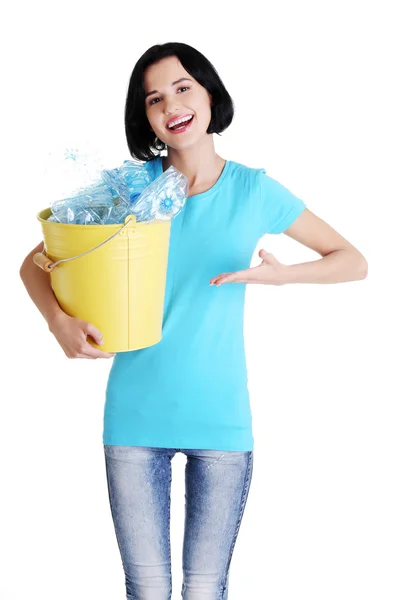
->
<box><xmin>166</xmin><ymin>115</ymin><xmax>194</xmax><ymax>133</ymax></box>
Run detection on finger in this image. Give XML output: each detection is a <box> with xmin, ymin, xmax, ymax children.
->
<box><xmin>81</xmin><ymin>343</ymin><xmax>116</xmax><ymax>359</ymax></box>
<box><xmin>259</xmin><ymin>249</ymin><xmax>278</xmax><ymax>264</ymax></box>
<box><xmin>215</xmin><ymin>276</ymin><xmax>240</xmax><ymax>285</ymax></box>
<box><xmin>210</xmin><ymin>272</ymin><xmax>231</xmax><ymax>285</ymax></box>
<box><xmin>215</xmin><ymin>277</ymin><xmax>244</xmax><ymax>285</ymax></box>
<box><xmin>80</xmin><ymin>350</ymin><xmax>116</xmax><ymax>359</ymax></box>
<box><xmin>214</xmin><ymin>269</ymin><xmax>251</xmax><ymax>285</ymax></box>
<box><xmin>84</xmin><ymin>322</ymin><xmax>104</xmax><ymax>346</ymax></box>
<box><xmin>218</xmin><ymin>267</ymin><xmax>271</xmax><ymax>285</ymax></box>
<box><xmin>259</xmin><ymin>249</ymin><xmax>270</xmax><ymax>258</ymax></box>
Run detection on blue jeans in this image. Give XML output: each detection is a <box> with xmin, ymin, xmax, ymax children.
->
<box><xmin>103</xmin><ymin>445</ymin><xmax>254</xmax><ymax>600</ymax></box>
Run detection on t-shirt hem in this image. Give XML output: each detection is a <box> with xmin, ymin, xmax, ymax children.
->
<box><xmin>102</xmin><ymin>433</ymin><xmax>254</xmax><ymax>452</ymax></box>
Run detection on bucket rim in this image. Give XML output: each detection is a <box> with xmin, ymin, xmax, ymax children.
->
<box><xmin>36</xmin><ymin>208</ymin><xmax>170</xmax><ymax>228</ymax></box>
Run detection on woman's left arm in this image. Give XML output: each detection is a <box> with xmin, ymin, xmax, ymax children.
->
<box><xmin>210</xmin><ymin>209</ymin><xmax>368</xmax><ymax>286</ymax></box>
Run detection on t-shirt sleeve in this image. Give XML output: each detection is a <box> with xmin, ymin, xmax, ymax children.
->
<box><xmin>256</xmin><ymin>168</ymin><xmax>307</xmax><ymax>235</ymax></box>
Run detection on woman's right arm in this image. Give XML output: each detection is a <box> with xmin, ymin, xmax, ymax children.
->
<box><xmin>19</xmin><ymin>242</ymin><xmax>115</xmax><ymax>359</ymax></box>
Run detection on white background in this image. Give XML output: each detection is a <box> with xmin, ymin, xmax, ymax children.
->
<box><xmin>2</xmin><ymin>1</ymin><xmax>399</xmax><ymax>599</ymax></box>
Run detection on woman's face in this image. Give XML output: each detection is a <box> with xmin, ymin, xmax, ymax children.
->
<box><xmin>144</xmin><ymin>56</ymin><xmax>213</xmax><ymax>150</ymax></box>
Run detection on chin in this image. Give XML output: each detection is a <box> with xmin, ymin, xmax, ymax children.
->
<box><xmin>168</xmin><ymin>140</ymin><xmax>198</xmax><ymax>152</ymax></box>
<box><xmin>167</xmin><ymin>133</ymin><xmax>207</xmax><ymax>151</ymax></box>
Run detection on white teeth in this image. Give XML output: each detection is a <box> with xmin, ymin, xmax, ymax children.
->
<box><xmin>167</xmin><ymin>115</ymin><xmax>193</xmax><ymax>129</ymax></box>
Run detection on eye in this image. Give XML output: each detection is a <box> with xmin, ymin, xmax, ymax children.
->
<box><xmin>148</xmin><ymin>86</ymin><xmax>190</xmax><ymax>106</ymax></box>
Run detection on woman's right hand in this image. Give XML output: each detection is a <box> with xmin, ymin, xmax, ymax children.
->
<box><xmin>48</xmin><ymin>312</ymin><xmax>116</xmax><ymax>359</ymax></box>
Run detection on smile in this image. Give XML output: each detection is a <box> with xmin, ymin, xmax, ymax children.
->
<box><xmin>166</xmin><ymin>115</ymin><xmax>194</xmax><ymax>134</ymax></box>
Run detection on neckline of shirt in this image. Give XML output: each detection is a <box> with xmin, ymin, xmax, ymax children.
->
<box><xmin>156</xmin><ymin>156</ymin><xmax>231</xmax><ymax>200</ymax></box>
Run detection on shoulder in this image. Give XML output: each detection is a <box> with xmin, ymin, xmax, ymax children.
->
<box><xmin>228</xmin><ymin>159</ymin><xmax>264</xmax><ymax>176</ymax></box>
<box><xmin>227</xmin><ymin>160</ymin><xmax>266</xmax><ymax>191</ymax></box>
<box><xmin>233</xmin><ymin>161</ymin><xmax>299</xmax><ymax>199</ymax></box>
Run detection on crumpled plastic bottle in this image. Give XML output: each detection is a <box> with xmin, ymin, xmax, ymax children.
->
<box><xmin>48</xmin><ymin>160</ymin><xmax>188</xmax><ymax>225</ymax></box>
<box><xmin>118</xmin><ymin>165</ymin><xmax>188</xmax><ymax>223</ymax></box>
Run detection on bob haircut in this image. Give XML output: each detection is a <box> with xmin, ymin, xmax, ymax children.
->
<box><xmin>124</xmin><ymin>42</ymin><xmax>235</xmax><ymax>162</ymax></box>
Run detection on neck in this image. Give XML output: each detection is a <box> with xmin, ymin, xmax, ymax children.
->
<box><xmin>161</xmin><ymin>135</ymin><xmax>225</xmax><ymax>188</ymax></box>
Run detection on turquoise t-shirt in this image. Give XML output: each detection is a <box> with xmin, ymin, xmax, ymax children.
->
<box><xmin>103</xmin><ymin>157</ymin><xmax>307</xmax><ymax>451</ymax></box>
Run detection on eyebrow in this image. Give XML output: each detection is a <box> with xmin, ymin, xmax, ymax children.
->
<box><xmin>144</xmin><ymin>78</ymin><xmax>192</xmax><ymax>100</ymax></box>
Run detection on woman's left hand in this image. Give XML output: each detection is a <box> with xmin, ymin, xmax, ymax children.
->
<box><xmin>210</xmin><ymin>249</ymin><xmax>285</xmax><ymax>286</ymax></box>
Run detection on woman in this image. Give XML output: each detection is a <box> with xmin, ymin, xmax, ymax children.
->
<box><xmin>20</xmin><ymin>42</ymin><xmax>368</xmax><ymax>600</ymax></box>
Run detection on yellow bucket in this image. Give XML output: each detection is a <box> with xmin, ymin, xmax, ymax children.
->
<box><xmin>34</xmin><ymin>208</ymin><xmax>171</xmax><ymax>353</ymax></box>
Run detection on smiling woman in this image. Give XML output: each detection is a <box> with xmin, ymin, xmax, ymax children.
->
<box><xmin>142</xmin><ymin>60</ymin><xmax>216</xmax><ymax>159</ymax></box>
<box><xmin>97</xmin><ymin>41</ymin><xmax>369</xmax><ymax>600</ymax></box>
<box><xmin>16</xmin><ymin>39</ymin><xmax>364</xmax><ymax>600</ymax></box>
<box><xmin>124</xmin><ymin>42</ymin><xmax>233</xmax><ymax>164</ymax></box>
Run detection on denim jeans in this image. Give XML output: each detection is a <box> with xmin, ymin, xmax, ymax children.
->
<box><xmin>103</xmin><ymin>445</ymin><xmax>254</xmax><ymax>600</ymax></box>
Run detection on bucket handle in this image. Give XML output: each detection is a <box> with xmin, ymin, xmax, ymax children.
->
<box><xmin>33</xmin><ymin>215</ymin><xmax>136</xmax><ymax>273</ymax></box>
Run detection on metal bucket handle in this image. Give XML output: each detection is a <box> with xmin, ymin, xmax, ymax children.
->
<box><xmin>33</xmin><ymin>215</ymin><xmax>136</xmax><ymax>273</ymax></box>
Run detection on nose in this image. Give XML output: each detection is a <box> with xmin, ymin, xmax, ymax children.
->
<box><xmin>163</xmin><ymin>97</ymin><xmax>181</xmax><ymax>116</ymax></box>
